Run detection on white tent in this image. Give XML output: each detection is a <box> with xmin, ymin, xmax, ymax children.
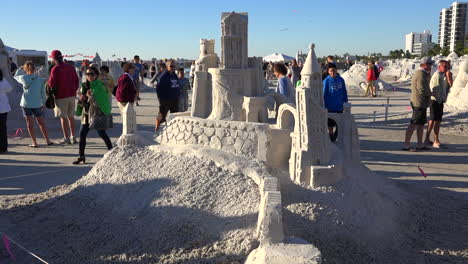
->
<box><xmin>263</xmin><ymin>53</ymin><xmax>294</xmax><ymax>63</ymax></box>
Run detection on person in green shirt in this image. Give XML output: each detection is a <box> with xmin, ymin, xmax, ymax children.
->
<box><xmin>73</xmin><ymin>66</ymin><xmax>113</xmax><ymax>164</ymax></box>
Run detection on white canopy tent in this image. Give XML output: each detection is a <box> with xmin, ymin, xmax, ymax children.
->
<box><xmin>263</xmin><ymin>53</ymin><xmax>295</xmax><ymax>63</ymax></box>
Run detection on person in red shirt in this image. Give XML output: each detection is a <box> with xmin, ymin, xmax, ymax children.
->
<box><xmin>115</xmin><ymin>62</ymin><xmax>137</xmax><ymax>113</ymax></box>
<box><xmin>48</xmin><ymin>50</ymin><xmax>79</xmax><ymax>144</ymax></box>
<box><xmin>365</xmin><ymin>62</ymin><xmax>377</xmax><ymax>97</ymax></box>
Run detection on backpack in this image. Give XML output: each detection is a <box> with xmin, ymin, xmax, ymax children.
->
<box><xmin>374</xmin><ymin>65</ymin><xmax>380</xmax><ymax>79</ymax></box>
<box><xmin>44</xmin><ymin>83</ymin><xmax>56</xmax><ymax>109</ymax></box>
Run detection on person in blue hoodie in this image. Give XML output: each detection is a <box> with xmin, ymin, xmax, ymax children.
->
<box><xmin>155</xmin><ymin>60</ymin><xmax>180</xmax><ymax>130</ymax></box>
<box><xmin>323</xmin><ymin>63</ymin><xmax>348</xmax><ymax>139</ymax></box>
<box><xmin>15</xmin><ymin>61</ymin><xmax>53</xmax><ymax>147</ymax></box>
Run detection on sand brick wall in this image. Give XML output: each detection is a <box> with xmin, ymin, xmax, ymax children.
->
<box><xmin>159</xmin><ymin>116</ymin><xmax>270</xmax><ymax>160</ymax></box>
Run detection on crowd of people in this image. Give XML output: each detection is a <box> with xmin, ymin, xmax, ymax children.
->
<box><xmin>0</xmin><ymin>50</ymin><xmax>455</xmax><ymax>159</ymax></box>
<box><xmin>270</xmin><ymin>56</ymin><xmax>349</xmax><ymax>140</ymax></box>
<box><xmin>0</xmin><ymin>50</ymin><xmax>191</xmax><ymax>163</ymax></box>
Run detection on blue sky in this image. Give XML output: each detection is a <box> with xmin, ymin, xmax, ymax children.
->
<box><xmin>1</xmin><ymin>0</ymin><xmax>456</xmax><ymax>60</ymax></box>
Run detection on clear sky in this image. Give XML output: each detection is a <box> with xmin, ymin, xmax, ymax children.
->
<box><xmin>0</xmin><ymin>0</ymin><xmax>457</xmax><ymax>60</ymax></box>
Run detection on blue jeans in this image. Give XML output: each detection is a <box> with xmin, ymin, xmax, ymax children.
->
<box><xmin>79</xmin><ymin>123</ymin><xmax>113</xmax><ymax>157</ymax></box>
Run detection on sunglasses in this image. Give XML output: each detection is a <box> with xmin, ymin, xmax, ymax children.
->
<box><xmin>85</xmin><ymin>72</ymin><xmax>95</xmax><ymax>76</ymax></box>
<box><xmin>169</xmin><ymin>65</ymin><xmax>175</xmax><ymax>68</ymax></box>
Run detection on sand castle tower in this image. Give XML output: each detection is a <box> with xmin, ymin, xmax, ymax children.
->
<box><xmin>289</xmin><ymin>44</ymin><xmax>331</xmax><ymax>183</ymax></box>
<box><xmin>220</xmin><ymin>12</ymin><xmax>248</xmax><ymax>69</ymax></box>
<box><xmin>191</xmin><ymin>39</ymin><xmax>219</xmax><ymax>118</ymax></box>
<box><xmin>207</xmin><ymin>12</ymin><xmax>264</xmax><ymax>121</ymax></box>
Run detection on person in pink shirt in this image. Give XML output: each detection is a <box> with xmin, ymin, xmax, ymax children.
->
<box><xmin>365</xmin><ymin>61</ymin><xmax>377</xmax><ymax>97</ymax></box>
<box><xmin>48</xmin><ymin>50</ymin><xmax>79</xmax><ymax>144</ymax></box>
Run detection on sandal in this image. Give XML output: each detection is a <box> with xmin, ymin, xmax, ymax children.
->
<box><xmin>28</xmin><ymin>144</ymin><xmax>38</xmax><ymax>148</ymax></box>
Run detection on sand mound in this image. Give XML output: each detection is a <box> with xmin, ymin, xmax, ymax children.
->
<box><xmin>380</xmin><ymin>59</ymin><xmax>417</xmax><ymax>81</ymax></box>
<box><xmin>341</xmin><ymin>64</ymin><xmax>394</xmax><ymax>94</ymax></box>
<box><xmin>279</xmin><ymin>162</ymin><xmax>468</xmax><ymax>263</ymax></box>
<box><xmin>447</xmin><ymin>81</ymin><xmax>468</xmax><ymax>111</ymax></box>
<box><xmin>447</xmin><ymin>58</ymin><xmax>468</xmax><ymax>111</ymax></box>
<box><xmin>0</xmin><ymin>146</ymin><xmax>260</xmax><ymax>264</ymax></box>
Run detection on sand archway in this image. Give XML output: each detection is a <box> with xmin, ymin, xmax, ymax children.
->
<box><xmin>276</xmin><ymin>103</ymin><xmax>297</xmax><ymax>131</ymax></box>
<box><xmin>270</xmin><ymin>104</ymin><xmax>298</xmax><ymax>170</ymax></box>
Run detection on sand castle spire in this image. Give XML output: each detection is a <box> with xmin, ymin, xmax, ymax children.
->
<box><xmin>300</xmin><ymin>43</ymin><xmax>321</xmax><ymax>77</ymax></box>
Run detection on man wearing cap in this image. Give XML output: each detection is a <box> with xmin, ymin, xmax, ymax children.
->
<box><xmin>48</xmin><ymin>50</ymin><xmax>79</xmax><ymax>144</ymax></box>
<box><xmin>402</xmin><ymin>57</ymin><xmax>433</xmax><ymax>151</ymax></box>
<box><xmin>425</xmin><ymin>60</ymin><xmax>450</xmax><ymax>148</ymax></box>
<box><xmin>155</xmin><ymin>60</ymin><xmax>180</xmax><ymax>130</ymax></box>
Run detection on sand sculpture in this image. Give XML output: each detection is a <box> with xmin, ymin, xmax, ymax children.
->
<box><xmin>93</xmin><ymin>52</ymin><xmax>102</xmax><ymax>66</ymax></box>
<box><xmin>0</xmin><ymin>38</ymin><xmax>27</xmax><ymax>120</ymax></box>
<box><xmin>0</xmin><ymin>38</ymin><xmax>20</xmax><ymax>89</ymax></box>
<box><xmin>145</xmin><ymin>11</ymin><xmax>362</xmax><ymax>263</ymax></box>
<box><xmin>103</xmin><ymin>60</ymin><xmax>123</xmax><ymax>82</ymax></box>
<box><xmin>191</xmin><ymin>12</ymin><xmax>265</xmax><ymax>121</ymax></box>
<box><xmin>191</xmin><ymin>39</ymin><xmax>219</xmax><ymax>118</ymax></box>
<box><xmin>296</xmin><ymin>50</ymin><xmax>306</xmax><ymax>64</ymax></box>
<box><xmin>446</xmin><ymin>57</ymin><xmax>468</xmax><ymax>110</ymax></box>
<box><xmin>159</xmin><ymin>11</ymin><xmax>362</xmax><ymax>190</ymax></box>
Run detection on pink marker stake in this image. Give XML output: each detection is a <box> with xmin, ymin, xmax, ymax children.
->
<box><xmin>3</xmin><ymin>235</ymin><xmax>16</xmax><ymax>261</ymax></box>
<box><xmin>418</xmin><ymin>166</ymin><xmax>427</xmax><ymax>178</ymax></box>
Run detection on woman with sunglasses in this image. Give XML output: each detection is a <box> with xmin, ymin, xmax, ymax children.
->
<box><xmin>73</xmin><ymin>66</ymin><xmax>113</xmax><ymax>164</ymax></box>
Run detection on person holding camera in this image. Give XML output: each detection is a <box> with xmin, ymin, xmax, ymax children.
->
<box><xmin>15</xmin><ymin>61</ymin><xmax>53</xmax><ymax>147</ymax></box>
<box><xmin>73</xmin><ymin>66</ymin><xmax>113</xmax><ymax>165</ymax></box>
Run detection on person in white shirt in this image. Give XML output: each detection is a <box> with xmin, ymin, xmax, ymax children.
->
<box><xmin>0</xmin><ymin>69</ymin><xmax>12</xmax><ymax>153</ymax></box>
<box><xmin>425</xmin><ymin>60</ymin><xmax>451</xmax><ymax>148</ymax></box>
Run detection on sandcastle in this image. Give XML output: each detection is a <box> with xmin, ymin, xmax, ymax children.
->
<box><xmin>158</xmin><ymin>12</ymin><xmax>360</xmax><ymax>189</ymax></box>
<box><xmin>148</xmin><ymin>11</ymin><xmax>362</xmax><ymax>262</ymax></box>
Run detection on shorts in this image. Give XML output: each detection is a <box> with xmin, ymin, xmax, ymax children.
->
<box><xmin>22</xmin><ymin>107</ymin><xmax>43</xmax><ymax>118</ymax></box>
<box><xmin>158</xmin><ymin>98</ymin><xmax>179</xmax><ymax>123</ymax></box>
<box><xmin>429</xmin><ymin>101</ymin><xmax>444</xmax><ymax>121</ymax></box>
<box><xmin>54</xmin><ymin>96</ymin><xmax>76</xmax><ymax>118</ymax></box>
<box><xmin>410</xmin><ymin>104</ymin><xmax>427</xmax><ymax>125</ymax></box>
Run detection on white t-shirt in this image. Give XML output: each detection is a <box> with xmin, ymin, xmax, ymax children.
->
<box><xmin>0</xmin><ymin>79</ymin><xmax>12</xmax><ymax>114</ymax></box>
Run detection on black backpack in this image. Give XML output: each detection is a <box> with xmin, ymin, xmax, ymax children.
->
<box><xmin>44</xmin><ymin>84</ymin><xmax>56</xmax><ymax>109</ymax></box>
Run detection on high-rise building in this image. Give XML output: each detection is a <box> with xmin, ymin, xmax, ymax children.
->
<box><xmin>405</xmin><ymin>30</ymin><xmax>432</xmax><ymax>56</ymax></box>
<box><xmin>438</xmin><ymin>2</ymin><xmax>468</xmax><ymax>52</ymax></box>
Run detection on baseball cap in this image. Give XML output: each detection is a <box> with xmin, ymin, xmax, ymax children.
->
<box><xmin>420</xmin><ymin>57</ymin><xmax>434</xmax><ymax>65</ymax></box>
<box><xmin>50</xmin><ymin>50</ymin><xmax>62</xmax><ymax>59</ymax></box>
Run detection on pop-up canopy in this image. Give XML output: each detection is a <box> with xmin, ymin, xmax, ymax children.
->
<box><xmin>263</xmin><ymin>53</ymin><xmax>294</xmax><ymax>63</ymax></box>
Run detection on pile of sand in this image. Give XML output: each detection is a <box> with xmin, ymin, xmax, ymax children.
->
<box><xmin>278</xmin><ymin>162</ymin><xmax>468</xmax><ymax>263</ymax></box>
<box><xmin>0</xmin><ymin>145</ymin><xmax>260</xmax><ymax>264</ymax></box>
<box><xmin>341</xmin><ymin>64</ymin><xmax>394</xmax><ymax>94</ymax></box>
<box><xmin>380</xmin><ymin>59</ymin><xmax>418</xmax><ymax>81</ymax></box>
<box><xmin>447</xmin><ymin>82</ymin><xmax>468</xmax><ymax>111</ymax></box>
<box><xmin>447</xmin><ymin>58</ymin><xmax>468</xmax><ymax>111</ymax></box>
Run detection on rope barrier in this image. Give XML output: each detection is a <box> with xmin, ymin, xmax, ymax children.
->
<box><xmin>0</xmin><ymin>232</ymin><xmax>49</xmax><ymax>264</ymax></box>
